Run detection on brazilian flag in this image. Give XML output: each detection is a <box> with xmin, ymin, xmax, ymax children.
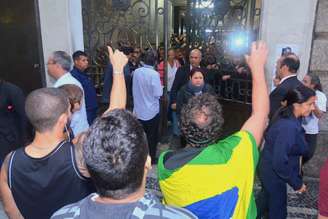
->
<box><xmin>158</xmin><ymin>131</ymin><xmax>259</xmax><ymax>219</ymax></box>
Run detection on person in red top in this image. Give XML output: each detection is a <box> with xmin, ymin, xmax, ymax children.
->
<box><xmin>319</xmin><ymin>159</ymin><xmax>328</xmax><ymax>219</ymax></box>
<box><xmin>157</xmin><ymin>48</ymin><xmax>180</xmax><ymax>88</ymax></box>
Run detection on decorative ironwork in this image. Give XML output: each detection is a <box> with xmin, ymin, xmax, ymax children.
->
<box><xmin>82</xmin><ymin>0</ymin><xmax>156</xmax><ymax>61</ymax></box>
<box><xmin>82</xmin><ymin>0</ymin><xmax>161</xmax><ymax>94</ymax></box>
<box><xmin>214</xmin><ymin>78</ymin><xmax>252</xmax><ymax>104</ymax></box>
<box><xmin>81</xmin><ymin>0</ymin><xmax>258</xmax><ymax>103</ymax></box>
<box><xmin>185</xmin><ymin>0</ymin><xmax>260</xmax><ymax>55</ymax></box>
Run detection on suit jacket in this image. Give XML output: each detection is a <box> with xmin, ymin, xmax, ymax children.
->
<box><xmin>170</xmin><ymin>65</ymin><xmax>208</xmax><ymax>104</ymax></box>
<box><xmin>102</xmin><ymin>63</ymin><xmax>131</xmax><ymax>104</ymax></box>
<box><xmin>269</xmin><ymin>75</ymin><xmax>303</xmax><ymax>119</ymax></box>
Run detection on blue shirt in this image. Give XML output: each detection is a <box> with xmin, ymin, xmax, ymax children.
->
<box><xmin>102</xmin><ymin>64</ymin><xmax>131</xmax><ymax>104</ymax></box>
<box><xmin>54</xmin><ymin>73</ymin><xmax>89</xmax><ymax>136</ymax></box>
<box><xmin>133</xmin><ymin>65</ymin><xmax>163</xmax><ymax>121</ymax></box>
<box><xmin>71</xmin><ymin>67</ymin><xmax>98</xmax><ymax>125</ymax></box>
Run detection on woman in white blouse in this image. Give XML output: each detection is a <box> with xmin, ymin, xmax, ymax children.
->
<box><xmin>302</xmin><ymin>73</ymin><xmax>327</xmax><ymax>164</ymax></box>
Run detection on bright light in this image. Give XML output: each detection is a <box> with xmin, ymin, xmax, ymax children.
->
<box><xmin>234</xmin><ymin>37</ymin><xmax>245</xmax><ymax>47</ymax></box>
<box><xmin>230</xmin><ymin>32</ymin><xmax>249</xmax><ymax>53</ymax></box>
<box><xmin>205</xmin><ymin>29</ymin><xmax>213</xmax><ymax>33</ymax></box>
<box><xmin>195</xmin><ymin>1</ymin><xmax>214</xmax><ymax>9</ymax></box>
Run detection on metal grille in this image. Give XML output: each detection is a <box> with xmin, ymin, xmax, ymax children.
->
<box><xmin>185</xmin><ymin>0</ymin><xmax>260</xmax><ymax>57</ymax></box>
<box><xmin>82</xmin><ymin>0</ymin><xmax>155</xmax><ymax>59</ymax></box>
<box><xmin>81</xmin><ymin>0</ymin><xmax>260</xmax><ymax>103</ymax></box>
<box><xmin>82</xmin><ymin>0</ymin><xmax>159</xmax><ymax>94</ymax></box>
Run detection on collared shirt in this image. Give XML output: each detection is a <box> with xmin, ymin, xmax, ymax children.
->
<box><xmin>168</xmin><ymin>61</ymin><xmax>180</xmax><ymax>91</ymax></box>
<box><xmin>190</xmin><ymin>65</ymin><xmax>200</xmax><ymax>71</ymax></box>
<box><xmin>53</xmin><ymin>73</ymin><xmax>89</xmax><ymax>135</ymax></box>
<box><xmin>279</xmin><ymin>74</ymin><xmax>297</xmax><ymax>85</ymax></box>
<box><xmin>133</xmin><ymin>65</ymin><xmax>163</xmax><ymax>121</ymax></box>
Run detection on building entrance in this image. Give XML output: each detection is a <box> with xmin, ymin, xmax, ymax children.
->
<box><xmin>0</xmin><ymin>0</ymin><xmax>44</xmax><ymax>94</ymax></box>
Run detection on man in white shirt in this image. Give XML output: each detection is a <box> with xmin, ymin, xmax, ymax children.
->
<box><xmin>133</xmin><ymin>49</ymin><xmax>163</xmax><ymax>164</ymax></box>
<box><xmin>47</xmin><ymin>51</ymin><xmax>89</xmax><ymax>136</ymax></box>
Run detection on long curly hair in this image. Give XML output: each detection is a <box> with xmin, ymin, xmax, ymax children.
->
<box><xmin>180</xmin><ymin>93</ymin><xmax>224</xmax><ymax>147</ymax></box>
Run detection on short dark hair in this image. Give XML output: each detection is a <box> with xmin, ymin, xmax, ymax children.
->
<box><xmin>190</xmin><ymin>67</ymin><xmax>206</xmax><ymax>78</ymax></box>
<box><xmin>280</xmin><ymin>57</ymin><xmax>300</xmax><ymax>73</ymax></box>
<box><xmin>83</xmin><ymin>110</ymin><xmax>148</xmax><ymax>199</ymax></box>
<box><xmin>72</xmin><ymin>51</ymin><xmax>88</xmax><ymax>61</ymax></box>
<box><xmin>180</xmin><ymin>93</ymin><xmax>223</xmax><ymax>147</ymax></box>
<box><xmin>143</xmin><ymin>49</ymin><xmax>156</xmax><ymax>66</ymax></box>
<box><xmin>58</xmin><ymin>84</ymin><xmax>83</xmax><ymax>112</ymax></box>
<box><xmin>121</xmin><ymin>47</ymin><xmax>134</xmax><ymax>56</ymax></box>
<box><xmin>25</xmin><ymin>88</ymin><xmax>69</xmax><ymax>132</ymax></box>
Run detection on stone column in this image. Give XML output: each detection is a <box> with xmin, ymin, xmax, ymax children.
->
<box><xmin>310</xmin><ymin>0</ymin><xmax>328</xmax><ymax>131</ymax></box>
<box><xmin>259</xmin><ymin>0</ymin><xmax>318</xmax><ymax>87</ymax></box>
<box><xmin>38</xmin><ymin>0</ymin><xmax>84</xmax><ymax>86</ymax></box>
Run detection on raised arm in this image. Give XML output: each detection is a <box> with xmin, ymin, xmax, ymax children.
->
<box><xmin>241</xmin><ymin>41</ymin><xmax>269</xmax><ymax>146</ymax></box>
<box><xmin>0</xmin><ymin>153</ymin><xmax>24</xmax><ymax>219</ymax></box>
<box><xmin>105</xmin><ymin>46</ymin><xmax>128</xmax><ymax>113</ymax></box>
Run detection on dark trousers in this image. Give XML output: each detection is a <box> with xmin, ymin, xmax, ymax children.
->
<box><xmin>139</xmin><ymin>113</ymin><xmax>160</xmax><ymax>163</ymax></box>
<box><xmin>303</xmin><ymin>133</ymin><xmax>318</xmax><ymax>164</ymax></box>
<box><xmin>257</xmin><ymin>166</ymin><xmax>288</xmax><ymax>219</ymax></box>
<box><xmin>256</xmin><ymin>181</ymin><xmax>287</xmax><ymax>219</ymax></box>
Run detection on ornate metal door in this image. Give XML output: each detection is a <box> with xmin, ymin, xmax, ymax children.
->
<box><xmin>82</xmin><ymin>0</ymin><xmax>159</xmax><ymax>61</ymax></box>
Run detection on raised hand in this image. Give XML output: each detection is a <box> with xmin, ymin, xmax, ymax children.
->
<box><xmin>245</xmin><ymin>41</ymin><xmax>269</xmax><ymax>73</ymax></box>
<box><xmin>108</xmin><ymin>46</ymin><xmax>128</xmax><ymax>74</ymax></box>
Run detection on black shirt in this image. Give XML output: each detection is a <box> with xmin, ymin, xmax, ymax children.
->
<box><xmin>0</xmin><ymin>81</ymin><xmax>26</xmax><ymax>160</ymax></box>
<box><xmin>8</xmin><ymin>141</ymin><xmax>94</xmax><ymax>219</ymax></box>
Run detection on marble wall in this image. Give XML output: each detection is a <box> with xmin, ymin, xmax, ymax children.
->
<box><xmin>38</xmin><ymin>0</ymin><xmax>84</xmax><ymax>86</ymax></box>
<box><xmin>310</xmin><ymin>0</ymin><xmax>328</xmax><ymax>131</ymax></box>
<box><xmin>260</xmin><ymin>0</ymin><xmax>318</xmax><ymax>87</ymax></box>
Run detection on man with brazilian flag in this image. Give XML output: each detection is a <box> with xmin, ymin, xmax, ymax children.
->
<box><xmin>158</xmin><ymin>42</ymin><xmax>269</xmax><ymax>219</ymax></box>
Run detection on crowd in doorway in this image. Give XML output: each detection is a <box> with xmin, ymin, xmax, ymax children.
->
<box><xmin>0</xmin><ymin>41</ymin><xmax>327</xmax><ymax>219</ymax></box>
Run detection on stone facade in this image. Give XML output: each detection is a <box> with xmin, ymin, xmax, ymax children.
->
<box><xmin>310</xmin><ymin>0</ymin><xmax>328</xmax><ymax>131</ymax></box>
<box><xmin>260</xmin><ymin>0</ymin><xmax>317</xmax><ymax>87</ymax></box>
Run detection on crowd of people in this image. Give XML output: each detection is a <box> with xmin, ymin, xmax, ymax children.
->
<box><xmin>0</xmin><ymin>41</ymin><xmax>327</xmax><ymax>219</ymax></box>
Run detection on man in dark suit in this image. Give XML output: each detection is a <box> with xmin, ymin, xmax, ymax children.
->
<box><xmin>269</xmin><ymin>54</ymin><xmax>304</xmax><ymax>119</ymax></box>
<box><xmin>170</xmin><ymin>49</ymin><xmax>206</xmax><ymax>109</ymax></box>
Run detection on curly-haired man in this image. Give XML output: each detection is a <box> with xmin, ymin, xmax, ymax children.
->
<box><xmin>157</xmin><ymin>42</ymin><xmax>269</xmax><ymax>219</ymax></box>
